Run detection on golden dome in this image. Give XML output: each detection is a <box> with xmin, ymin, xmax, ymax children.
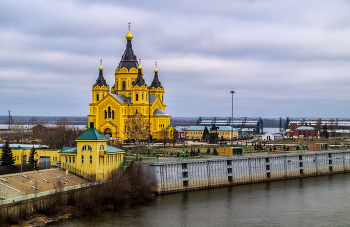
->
<box><xmin>99</xmin><ymin>65</ymin><xmax>103</xmax><ymax>70</ymax></box>
<box><xmin>154</xmin><ymin>68</ymin><xmax>158</xmax><ymax>73</ymax></box>
<box><xmin>138</xmin><ymin>64</ymin><xmax>142</xmax><ymax>69</ymax></box>
<box><xmin>126</xmin><ymin>30</ymin><xmax>133</xmax><ymax>40</ymax></box>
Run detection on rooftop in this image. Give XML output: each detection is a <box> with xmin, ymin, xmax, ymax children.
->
<box><xmin>76</xmin><ymin>127</ymin><xmax>108</xmax><ymax>140</ymax></box>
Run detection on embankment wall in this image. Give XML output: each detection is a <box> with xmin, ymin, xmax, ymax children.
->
<box><xmin>142</xmin><ymin>151</ymin><xmax>350</xmax><ymax>194</ymax></box>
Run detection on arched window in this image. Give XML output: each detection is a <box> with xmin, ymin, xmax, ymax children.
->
<box><xmin>124</xmin><ymin>109</ymin><xmax>126</xmax><ymax>114</ymax></box>
<box><xmin>146</xmin><ymin>95</ymin><xmax>147</xmax><ymax>101</ymax></box>
<box><xmin>99</xmin><ymin>145</ymin><xmax>104</xmax><ymax>151</ymax></box>
<box><xmin>88</xmin><ymin>145</ymin><xmax>92</xmax><ymax>151</ymax></box>
<box><xmin>82</xmin><ymin>145</ymin><xmax>87</xmax><ymax>151</ymax></box>
<box><xmin>112</xmin><ymin>110</ymin><xmax>115</xmax><ymax>119</ymax></box>
<box><xmin>142</xmin><ymin>94</ymin><xmax>143</xmax><ymax>100</ymax></box>
<box><xmin>135</xmin><ymin>109</ymin><xmax>138</xmax><ymax>114</ymax></box>
<box><xmin>136</xmin><ymin>94</ymin><xmax>139</xmax><ymax>101</ymax></box>
<box><xmin>122</xmin><ymin>81</ymin><xmax>126</xmax><ymax>90</ymax></box>
<box><xmin>96</xmin><ymin>94</ymin><xmax>99</xmax><ymax>101</ymax></box>
<box><xmin>104</xmin><ymin>110</ymin><xmax>107</xmax><ymax>119</ymax></box>
<box><xmin>108</xmin><ymin>106</ymin><xmax>111</xmax><ymax>118</ymax></box>
<box><xmin>124</xmin><ymin>125</ymin><xmax>126</xmax><ymax>132</ymax></box>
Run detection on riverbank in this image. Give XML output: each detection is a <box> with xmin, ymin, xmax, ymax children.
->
<box><xmin>1</xmin><ymin>162</ymin><xmax>156</xmax><ymax>227</ymax></box>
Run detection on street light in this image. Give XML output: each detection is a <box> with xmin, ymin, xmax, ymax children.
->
<box><xmin>230</xmin><ymin>91</ymin><xmax>235</xmax><ymax>146</ymax></box>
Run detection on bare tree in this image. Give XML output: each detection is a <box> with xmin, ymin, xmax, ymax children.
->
<box><xmin>314</xmin><ymin>118</ymin><xmax>322</xmax><ymax>138</ymax></box>
<box><xmin>328</xmin><ymin>118</ymin><xmax>338</xmax><ymax>137</ymax></box>
<box><xmin>124</xmin><ymin>113</ymin><xmax>149</xmax><ymax>161</ymax></box>
<box><xmin>158</xmin><ymin>127</ymin><xmax>172</xmax><ymax>148</ymax></box>
<box><xmin>36</xmin><ymin>118</ymin><xmax>83</xmax><ymax>149</ymax></box>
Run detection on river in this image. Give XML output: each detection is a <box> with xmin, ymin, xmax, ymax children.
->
<box><xmin>49</xmin><ymin>173</ymin><xmax>350</xmax><ymax>226</ymax></box>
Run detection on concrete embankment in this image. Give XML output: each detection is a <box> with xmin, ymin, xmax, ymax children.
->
<box><xmin>142</xmin><ymin>151</ymin><xmax>350</xmax><ymax>194</ymax></box>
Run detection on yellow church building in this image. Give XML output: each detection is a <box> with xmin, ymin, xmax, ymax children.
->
<box><xmin>88</xmin><ymin>25</ymin><xmax>172</xmax><ymax>141</ymax></box>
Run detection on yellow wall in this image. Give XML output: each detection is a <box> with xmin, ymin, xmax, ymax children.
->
<box><xmin>219</xmin><ymin>147</ymin><xmax>244</xmax><ymax>156</ymax></box>
<box><xmin>60</xmin><ymin>140</ymin><xmax>124</xmax><ymax>180</ymax></box>
<box><xmin>185</xmin><ymin>130</ymin><xmax>238</xmax><ymax>140</ymax></box>
<box><xmin>0</xmin><ymin>148</ymin><xmax>60</xmax><ymax>165</ymax></box>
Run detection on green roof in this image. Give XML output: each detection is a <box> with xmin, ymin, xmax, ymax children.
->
<box><xmin>76</xmin><ymin>127</ymin><xmax>108</xmax><ymax>140</ymax></box>
<box><xmin>296</xmin><ymin>126</ymin><xmax>314</xmax><ymax>130</ymax></box>
<box><xmin>107</xmin><ymin>145</ymin><xmax>124</xmax><ymax>153</ymax></box>
<box><xmin>59</xmin><ymin>147</ymin><xmax>77</xmax><ymax>154</ymax></box>
<box><xmin>173</xmin><ymin>126</ymin><xmax>184</xmax><ymax>132</ymax></box>
<box><xmin>185</xmin><ymin>126</ymin><xmax>238</xmax><ymax>131</ymax></box>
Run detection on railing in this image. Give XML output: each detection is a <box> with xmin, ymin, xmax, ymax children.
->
<box><xmin>0</xmin><ymin>181</ymin><xmax>99</xmax><ymax>206</ymax></box>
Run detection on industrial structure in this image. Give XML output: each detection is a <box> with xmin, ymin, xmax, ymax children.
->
<box><xmin>196</xmin><ymin>117</ymin><xmax>263</xmax><ymax>134</ymax></box>
<box><xmin>284</xmin><ymin>117</ymin><xmax>350</xmax><ymax>135</ymax></box>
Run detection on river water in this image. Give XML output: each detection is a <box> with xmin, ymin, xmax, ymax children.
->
<box><xmin>49</xmin><ymin>173</ymin><xmax>350</xmax><ymax>227</ymax></box>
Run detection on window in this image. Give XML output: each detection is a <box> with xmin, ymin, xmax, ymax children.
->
<box><xmin>65</xmin><ymin>157</ymin><xmax>67</xmax><ymax>163</ymax></box>
<box><xmin>100</xmin><ymin>145</ymin><xmax>104</xmax><ymax>151</ymax></box>
<box><xmin>108</xmin><ymin>106</ymin><xmax>111</xmax><ymax>118</ymax></box>
<box><xmin>124</xmin><ymin>109</ymin><xmax>126</xmax><ymax>114</ymax></box>
<box><xmin>73</xmin><ymin>157</ymin><xmax>75</xmax><ymax>163</ymax></box>
<box><xmin>88</xmin><ymin>145</ymin><xmax>92</xmax><ymax>151</ymax></box>
<box><xmin>69</xmin><ymin>157</ymin><xmax>71</xmax><ymax>163</ymax></box>
<box><xmin>136</xmin><ymin>94</ymin><xmax>139</xmax><ymax>101</ymax></box>
<box><xmin>112</xmin><ymin>110</ymin><xmax>115</xmax><ymax>119</ymax></box>
<box><xmin>122</xmin><ymin>81</ymin><xmax>126</xmax><ymax>90</ymax></box>
<box><xmin>96</xmin><ymin>94</ymin><xmax>99</xmax><ymax>101</ymax></box>
<box><xmin>142</xmin><ymin>94</ymin><xmax>144</xmax><ymax>100</ymax></box>
<box><xmin>82</xmin><ymin>155</ymin><xmax>84</xmax><ymax>164</ymax></box>
<box><xmin>90</xmin><ymin>156</ymin><xmax>92</xmax><ymax>164</ymax></box>
<box><xmin>104</xmin><ymin>110</ymin><xmax>107</xmax><ymax>119</ymax></box>
<box><xmin>82</xmin><ymin>145</ymin><xmax>86</xmax><ymax>151</ymax></box>
<box><xmin>135</xmin><ymin>109</ymin><xmax>138</xmax><ymax>114</ymax></box>
<box><xmin>124</xmin><ymin>125</ymin><xmax>126</xmax><ymax>132</ymax></box>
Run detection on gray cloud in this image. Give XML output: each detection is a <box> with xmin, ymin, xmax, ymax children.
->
<box><xmin>1</xmin><ymin>0</ymin><xmax>350</xmax><ymax>118</ymax></box>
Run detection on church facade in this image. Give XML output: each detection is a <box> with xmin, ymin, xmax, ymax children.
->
<box><xmin>88</xmin><ymin>27</ymin><xmax>172</xmax><ymax>141</ymax></box>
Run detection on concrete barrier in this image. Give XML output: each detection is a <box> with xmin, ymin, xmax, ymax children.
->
<box><xmin>142</xmin><ymin>151</ymin><xmax>350</xmax><ymax>194</ymax></box>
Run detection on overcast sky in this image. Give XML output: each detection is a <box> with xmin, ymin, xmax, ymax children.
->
<box><xmin>1</xmin><ymin>0</ymin><xmax>350</xmax><ymax>118</ymax></box>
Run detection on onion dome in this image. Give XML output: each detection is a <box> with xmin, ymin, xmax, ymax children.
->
<box><xmin>126</xmin><ymin>30</ymin><xmax>133</xmax><ymax>40</ymax></box>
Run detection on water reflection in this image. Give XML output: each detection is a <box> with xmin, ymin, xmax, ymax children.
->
<box><xmin>49</xmin><ymin>173</ymin><xmax>350</xmax><ymax>227</ymax></box>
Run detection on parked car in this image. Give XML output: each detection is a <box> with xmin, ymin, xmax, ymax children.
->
<box><xmin>53</xmin><ymin>162</ymin><xmax>61</xmax><ymax>167</ymax></box>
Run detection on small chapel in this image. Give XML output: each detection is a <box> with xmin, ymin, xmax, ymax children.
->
<box><xmin>88</xmin><ymin>24</ymin><xmax>172</xmax><ymax>141</ymax></box>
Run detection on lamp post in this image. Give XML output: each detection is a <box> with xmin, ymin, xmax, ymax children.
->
<box><xmin>230</xmin><ymin>91</ymin><xmax>235</xmax><ymax>146</ymax></box>
<box><xmin>148</xmin><ymin>86</ymin><xmax>151</xmax><ymax>150</ymax></box>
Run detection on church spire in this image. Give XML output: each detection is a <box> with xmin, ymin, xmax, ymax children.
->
<box><xmin>150</xmin><ymin>61</ymin><xmax>163</xmax><ymax>88</ymax></box>
<box><xmin>133</xmin><ymin>59</ymin><xmax>147</xmax><ymax>87</ymax></box>
<box><xmin>93</xmin><ymin>60</ymin><xmax>108</xmax><ymax>87</ymax></box>
<box><xmin>118</xmin><ymin>22</ymin><xmax>138</xmax><ymax>70</ymax></box>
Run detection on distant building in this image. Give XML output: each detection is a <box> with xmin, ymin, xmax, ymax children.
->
<box><xmin>262</xmin><ymin>133</ymin><xmax>283</xmax><ymax>141</ymax></box>
<box><xmin>288</xmin><ymin>123</ymin><xmax>316</xmax><ymax>138</ymax></box>
<box><xmin>185</xmin><ymin>126</ymin><xmax>238</xmax><ymax>141</ymax></box>
<box><xmin>173</xmin><ymin>126</ymin><xmax>184</xmax><ymax>139</ymax></box>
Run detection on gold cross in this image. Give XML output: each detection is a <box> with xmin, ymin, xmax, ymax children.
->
<box><xmin>155</xmin><ymin>61</ymin><xmax>157</xmax><ymax>68</ymax></box>
<box><xmin>139</xmin><ymin>58</ymin><xmax>141</xmax><ymax>65</ymax></box>
<box><xmin>128</xmin><ymin>22</ymin><xmax>131</xmax><ymax>30</ymax></box>
<box><xmin>100</xmin><ymin>59</ymin><xmax>103</xmax><ymax>66</ymax></box>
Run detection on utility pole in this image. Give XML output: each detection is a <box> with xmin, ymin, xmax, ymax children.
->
<box><xmin>230</xmin><ymin>91</ymin><xmax>235</xmax><ymax>146</ymax></box>
<box><xmin>148</xmin><ymin>86</ymin><xmax>151</xmax><ymax>150</ymax></box>
<box><xmin>8</xmin><ymin>110</ymin><xmax>10</xmax><ymax>130</ymax></box>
